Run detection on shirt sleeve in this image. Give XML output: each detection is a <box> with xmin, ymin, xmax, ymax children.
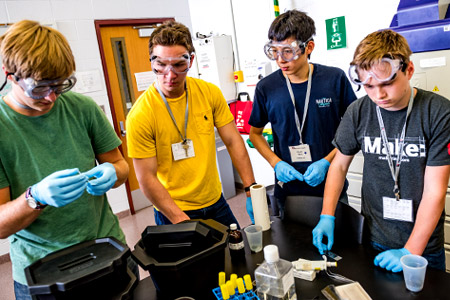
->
<box><xmin>426</xmin><ymin>97</ymin><xmax>450</xmax><ymax>166</ymax></box>
<box><xmin>88</xmin><ymin>100</ymin><xmax>122</xmax><ymax>155</ymax></box>
<box><xmin>340</xmin><ymin>73</ymin><xmax>358</xmax><ymax>115</ymax></box>
<box><xmin>333</xmin><ymin>101</ymin><xmax>362</xmax><ymax>156</ymax></box>
<box><xmin>126</xmin><ymin>99</ymin><xmax>157</xmax><ymax>159</ymax></box>
<box><xmin>248</xmin><ymin>83</ymin><xmax>269</xmax><ymax>128</ymax></box>
<box><xmin>210</xmin><ymin>83</ymin><xmax>234</xmax><ymax>128</ymax></box>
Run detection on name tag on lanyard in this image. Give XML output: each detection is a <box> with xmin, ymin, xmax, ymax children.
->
<box><xmin>172</xmin><ymin>139</ymin><xmax>195</xmax><ymax>161</ymax></box>
<box><xmin>285</xmin><ymin>64</ymin><xmax>313</xmax><ymax>163</ymax></box>
<box><xmin>383</xmin><ymin>196</ymin><xmax>413</xmax><ymax>222</ymax></box>
<box><xmin>289</xmin><ymin>144</ymin><xmax>312</xmax><ymax>162</ymax></box>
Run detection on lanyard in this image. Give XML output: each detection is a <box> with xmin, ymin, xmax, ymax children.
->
<box><xmin>155</xmin><ymin>80</ymin><xmax>189</xmax><ymax>143</ymax></box>
<box><xmin>285</xmin><ymin>64</ymin><xmax>312</xmax><ymax>144</ymax></box>
<box><xmin>375</xmin><ymin>86</ymin><xmax>414</xmax><ymax>201</ymax></box>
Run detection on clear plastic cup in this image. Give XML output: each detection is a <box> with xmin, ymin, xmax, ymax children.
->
<box><xmin>244</xmin><ymin>225</ymin><xmax>263</xmax><ymax>252</ymax></box>
<box><xmin>400</xmin><ymin>254</ymin><xmax>428</xmax><ymax>292</ymax></box>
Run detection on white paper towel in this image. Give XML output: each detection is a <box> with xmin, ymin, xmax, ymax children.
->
<box><xmin>250</xmin><ymin>184</ymin><xmax>271</xmax><ymax>231</ymax></box>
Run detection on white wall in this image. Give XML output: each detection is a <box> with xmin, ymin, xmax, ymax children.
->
<box><xmin>0</xmin><ymin>0</ymin><xmax>192</xmax><ymax>256</ymax></box>
<box><xmin>188</xmin><ymin>0</ymin><xmax>400</xmax><ymax>186</ymax></box>
<box><xmin>188</xmin><ymin>0</ymin><xmax>400</xmax><ymax>99</ymax></box>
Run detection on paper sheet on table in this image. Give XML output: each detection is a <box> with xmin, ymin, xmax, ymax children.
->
<box><xmin>335</xmin><ymin>282</ymin><xmax>372</xmax><ymax>300</ymax></box>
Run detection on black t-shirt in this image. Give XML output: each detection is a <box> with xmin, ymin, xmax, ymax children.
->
<box><xmin>249</xmin><ymin>64</ymin><xmax>356</xmax><ymax>198</ymax></box>
<box><xmin>333</xmin><ymin>88</ymin><xmax>450</xmax><ymax>254</ymax></box>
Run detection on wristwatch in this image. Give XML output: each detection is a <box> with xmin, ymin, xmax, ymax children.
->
<box><xmin>25</xmin><ymin>187</ymin><xmax>47</xmax><ymax>210</ymax></box>
<box><xmin>244</xmin><ymin>182</ymin><xmax>257</xmax><ymax>193</ymax></box>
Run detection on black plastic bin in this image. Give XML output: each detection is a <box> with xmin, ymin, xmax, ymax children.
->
<box><xmin>25</xmin><ymin>237</ymin><xmax>137</xmax><ymax>300</ymax></box>
<box><xmin>131</xmin><ymin>219</ymin><xmax>229</xmax><ymax>300</ymax></box>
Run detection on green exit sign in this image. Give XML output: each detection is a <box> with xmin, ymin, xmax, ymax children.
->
<box><xmin>326</xmin><ymin>16</ymin><xmax>347</xmax><ymax>50</ymax></box>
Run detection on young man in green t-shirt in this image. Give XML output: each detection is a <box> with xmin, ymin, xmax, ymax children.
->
<box><xmin>0</xmin><ymin>20</ymin><xmax>130</xmax><ymax>299</ymax></box>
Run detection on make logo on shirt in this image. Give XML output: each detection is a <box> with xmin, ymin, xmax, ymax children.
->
<box><xmin>316</xmin><ymin>98</ymin><xmax>332</xmax><ymax>108</ymax></box>
<box><xmin>447</xmin><ymin>142</ymin><xmax>450</xmax><ymax>155</ymax></box>
<box><xmin>364</xmin><ymin>136</ymin><xmax>426</xmax><ymax>162</ymax></box>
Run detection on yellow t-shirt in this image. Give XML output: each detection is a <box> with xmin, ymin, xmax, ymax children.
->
<box><xmin>126</xmin><ymin>77</ymin><xmax>234</xmax><ymax>210</ymax></box>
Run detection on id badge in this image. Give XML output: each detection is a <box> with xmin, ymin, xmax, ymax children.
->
<box><xmin>289</xmin><ymin>144</ymin><xmax>312</xmax><ymax>162</ymax></box>
<box><xmin>172</xmin><ymin>139</ymin><xmax>195</xmax><ymax>161</ymax></box>
<box><xmin>382</xmin><ymin>197</ymin><xmax>413</xmax><ymax>222</ymax></box>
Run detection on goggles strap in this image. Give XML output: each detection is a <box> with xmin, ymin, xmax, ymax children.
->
<box><xmin>0</xmin><ymin>77</ymin><xmax>8</xmax><ymax>92</ymax></box>
<box><xmin>7</xmin><ymin>92</ymin><xmax>32</xmax><ymax>110</ymax></box>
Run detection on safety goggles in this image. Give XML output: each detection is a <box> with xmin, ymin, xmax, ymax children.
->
<box><xmin>11</xmin><ymin>74</ymin><xmax>77</xmax><ymax>99</ymax></box>
<box><xmin>150</xmin><ymin>53</ymin><xmax>191</xmax><ymax>75</ymax></box>
<box><xmin>263</xmin><ymin>38</ymin><xmax>312</xmax><ymax>62</ymax></box>
<box><xmin>348</xmin><ymin>58</ymin><xmax>405</xmax><ymax>85</ymax></box>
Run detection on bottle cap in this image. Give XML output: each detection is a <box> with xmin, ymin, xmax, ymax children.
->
<box><xmin>230</xmin><ymin>223</ymin><xmax>237</xmax><ymax>230</ymax></box>
<box><xmin>264</xmin><ymin>245</ymin><xmax>279</xmax><ymax>263</ymax></box>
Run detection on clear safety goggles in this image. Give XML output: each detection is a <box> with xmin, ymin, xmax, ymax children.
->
<box><xmin>13</xmin><ymin>74</ymin><xmax>77</xmax><ymax>99</ymax></box>
<box><xmin>150</xmin><ymin>53</ymin><xmax>191</xmax><ymax>75</ymax></box>
<box><xmin>263</xmin><ymin>38</ymin><xmax>312</xmax><ymax>62</ymax></box>
<box><xmin>348</xmin><ymin>58</ymin><xmax>405</xmax><ymax>85</ymax></box>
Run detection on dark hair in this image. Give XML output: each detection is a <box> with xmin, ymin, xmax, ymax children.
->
<box><xmin>268</xmin><ymin>10</ymin><xmax>316</xmax><ymax>43</ymax></box>
<box><xmin>148</xmin><ymin>20</ymin><xmax>195</xmax><ymax>55</ymax></box>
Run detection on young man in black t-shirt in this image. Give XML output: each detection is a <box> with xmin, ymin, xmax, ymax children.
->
<box><xmin>312</xmin><ymin>29</ymin><xmax>450</xmax><ymax>272</ymax></box>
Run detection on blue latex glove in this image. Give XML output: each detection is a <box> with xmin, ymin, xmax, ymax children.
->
<box><xmin>374</xmin><ymin>248</ymin><xmax>411</xmax><ymax>272</ymax></box>
<box><xmin>312</xmin><ymin>214</ymin><xmax>336</xmax><ymax>255</ymax></box>
<box><xmin>83</xmin><ymin>163</ymin><xmax>117</xmax><ymax>196</ymax></box>
<box><xmin>303</xmin><ymin>158</ymin><xmax>330</xmax><ymax>187</ymax></box>
<box><xmin>31</xmin><ymin>168</ymin><xmax>88</xmax><ymax>207</ymax></box>
<box><xmin>246</xmin><ymin>196</ymin><xmax>254</xmax><ymax>224</ymax></box>
<box><xmin>274</xmin><ymin>161</ymin><xmax>303</xmax><ymax>183</ymax></box>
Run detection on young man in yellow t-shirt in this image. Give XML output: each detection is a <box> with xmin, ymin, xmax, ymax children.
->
<box><xmin>126</xmin><ymin>20</ymin><xmax>256</xmax><ymax>227</ymax></box>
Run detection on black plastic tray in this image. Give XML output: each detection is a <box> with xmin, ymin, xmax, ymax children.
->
<box><xmin>25</xmin><ymin>237</ymin><xmax>131</xmax><ymax>299</ymax></box>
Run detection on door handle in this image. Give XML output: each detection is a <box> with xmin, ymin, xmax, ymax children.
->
<box><xmin>119</xmin><ymin>121</ymin><xmax>126</xmax><ymax>137</ymax></box>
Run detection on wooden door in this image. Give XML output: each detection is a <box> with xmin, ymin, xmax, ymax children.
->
<box><xmin>95</xmin><ymin>19</ymin><xmax>172</xmax><ymax>213</ymax></box>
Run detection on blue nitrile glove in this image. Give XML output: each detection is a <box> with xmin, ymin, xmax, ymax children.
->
<box><xmin>374</xmin><ymin>248</ymin><xmax>411</xmax><ymax>272</ymax></box>
<box><xmin>31</xmin><ymin>168</ymin><xmax>88</xmax><ymax>207</ymax></box>
<box><xmin>274</xmin><ymin>161</ymin><xmax>303</xmax><ymax>183</ymax></box>
<box><xmin>312</xmin><ymin>214</ymin><xmax>336</xmax><ymax>255</ymax></box>
<box><xmin>303</xmin><ymin>158</ymin><xmax>330</xmax><ymax>187</ymax></box>
<box><xmin>83</xmin><ymin>162</ymin><xmax>117</xmax><ymax>196</ymax></box>
<box><xmin>246</xmin><ymin>196</ymin><xmax>254</xmax><ymax>224</ymax></box>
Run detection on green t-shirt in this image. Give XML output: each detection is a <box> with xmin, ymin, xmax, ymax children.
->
<box><xmin>0</xmin><ymin>91</ymin><xmax>126</xmax><ymax>284</ymax></box>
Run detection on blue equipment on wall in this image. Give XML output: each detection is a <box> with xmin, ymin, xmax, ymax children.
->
<box><xmin>389</xmin><ymin>0</ymin><xmax>450</xmax><ymax>52</ymax></box>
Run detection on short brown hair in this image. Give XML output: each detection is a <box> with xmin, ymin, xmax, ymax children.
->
<box><xmin>148</xmin><ymin>20</ymin><xmax>195</xmax><ymax>56</ymax></box>
<box><xmin>351</xmin><ymin>29</ymin><xmax>412</xmax><ymax>70</ymax></box>
<box><xmin>0</xmin><ymin>20</ymin><xmax>75</xmax><ymax>80</ymax></box>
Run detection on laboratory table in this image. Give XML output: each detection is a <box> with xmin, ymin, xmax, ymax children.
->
<box><xmin>133</xmin><ymin>217</ymin><xmax>450</xmax><ymax>300</ymax></box>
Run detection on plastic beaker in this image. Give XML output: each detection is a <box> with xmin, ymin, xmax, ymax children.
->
<box><xmin>400</xmin><ymin>254</ymin><xmax>428</xmax><ymax>292</ymax></box>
